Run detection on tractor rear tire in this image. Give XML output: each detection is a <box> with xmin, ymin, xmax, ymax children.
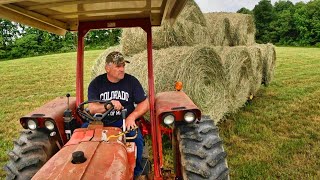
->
<box><xmin>177</xmin><ymin>115</ymin><xmax>229</xmax><ymax>180</ymax></box>
<box><xmin>4</xmin><ymin>130</ymin><xmax>59</xmax><ymax>180</ymax></box>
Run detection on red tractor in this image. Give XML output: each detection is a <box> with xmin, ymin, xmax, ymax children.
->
<box><xmin>1</xmin><ymin>0</ymin><xmax>228</xmax><ymax>179</ymax></box>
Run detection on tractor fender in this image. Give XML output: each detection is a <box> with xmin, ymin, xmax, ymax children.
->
<box><xmin>155</xmin><ymin>91</ymin><xmax>201</xmax><ymax>121</ymax></box>
<box><xmin>155</xmin><ymin>91</ymin><xmax>202</xmax><ymax>168</ymax></box>
<box><xmin>20</xmin><ymin>96</ymin><xmax>77</xmax><ymax>144</ymax></box>
<box><xmin>32</xmin><ymin>127</ymin><xmax>136</xmax><ymax>180</ymax></box>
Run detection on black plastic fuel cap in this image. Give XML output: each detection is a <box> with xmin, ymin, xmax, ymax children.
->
<box><xmin>72</xmin><ymin>151</ymin><xmax>87</xmax><ymax>164</ymax></box>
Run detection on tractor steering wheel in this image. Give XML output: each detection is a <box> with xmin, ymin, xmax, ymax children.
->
<box><xmin>77</xmin><ymin>100</ymin><xmax>139</xmax><ymax>140</ymax></box>
<box><xmin>76</xmin><ymin>100</ymin><xmax>114</xmax><ymax>123</ymax></box>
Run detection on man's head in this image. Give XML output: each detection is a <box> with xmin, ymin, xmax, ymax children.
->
<box><xmin>105</xmin><ymin>51</ymin><xmax>129</xmax><ymax>83</ymax></box>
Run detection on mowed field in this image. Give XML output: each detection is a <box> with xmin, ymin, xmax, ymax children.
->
<box><xmin>0</xmin><ymin>47</ymin><xmax>320</xmax><ymax>179</ymax></box>
<box><xmin>219</xmin><ymin>47</ymin><xmax>320</xmax><ymax>179</ymax></box>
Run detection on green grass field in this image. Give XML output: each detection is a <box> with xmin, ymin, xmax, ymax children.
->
<box><xmin>0</xmin><ymin>47</ymin><xmax>319</xmax><ymax>179</ymax></box>
<box><xmin>219</xmin><ymin>47</ymin><xmax>320</xmax><ymax>179</ymax></box>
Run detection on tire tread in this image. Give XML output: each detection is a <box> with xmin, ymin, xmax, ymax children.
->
<box><xmin>178</xmin><ymin>115</ymin><xmax>229</xmax><ymax>180</ymax></box>
<box><xmin>4</xmin><ymin>130</ymin><xmax>58</xmax><ymax>180</ymax></box>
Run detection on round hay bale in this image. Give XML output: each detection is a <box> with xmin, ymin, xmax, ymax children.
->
<box><xmin>178</xmin><ymin>0</ymin><xmax>207</xmax><ymax>27</ymax></box>
<box><xmin>204</xmin><ymin>14</ymin><xmax>232</xmax><ymax>46</ymax></box>
<box><xmin>120</xmin><ymin>0</ymin><xmax>210</xmax><ymax>56</ymax></box>
<box><xmin>256</xmin><ymin>43</ymin><xmax>276</xmax><ymax>86</ymax></box>
<box><xmin>120</xmin><ymin>28</ymin><xmax>147</xmax><ymax>56</ymax></box>
<box><xmin>221</xmin><ymin>46</ymin><xmax>252</xmax><ymax>112</ymax></box>
<box><xmin>228</xmin><ymin>13</ymin><xmax>256</xmax><ymax>46</ymax></box>
<box><xmin>247</xmin><ymin>45</ymin><xmax>263</xmax><ymax>95</ymax></box>
<box><xmin>126</xmin><ymin>46</ymin><xmax>227</xmax><ymax>122</ymax></box>
<box><xmin>204</xmin><ymin>13</ymin><xmax>256</xmax><ymax>46</ymax></box>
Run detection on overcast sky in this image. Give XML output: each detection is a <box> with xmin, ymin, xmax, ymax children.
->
<box><xmin>194</xmin><ymin>0</ymin><xmax>310</xmax><ymax>13</ymax></box>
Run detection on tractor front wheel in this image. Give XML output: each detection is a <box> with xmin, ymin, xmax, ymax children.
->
<box><xmin>4</xmin><ymin>130</ymin><xmax>59</xmax><ymax>180</ymax></box>
<box><xmin>177</xmin><ymin>115</ymin><xmax>229</xmax><ymax>179</ymax></box>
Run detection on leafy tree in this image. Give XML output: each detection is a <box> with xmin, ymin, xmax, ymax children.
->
<box><xmin>61</xmin><ymin>32</ymin><xmax>76</xmax><ymax>52</ymax></box>
<box><xmin>253</xmin><ymin>0</ymin><xmax>275</xmax><ymax>43</ymax></box>
<box><xmin>237</xmin><ymin>7</ymin><xmax>252</xmax><ymax>14</ymax></box>
<box><xmin>9</xmin><ymin>34</ymin><xmax>39</xmax><ymax>58</ymax></box>
<box><xmin>306</xmin><ymin>0</ymin><xmax>320</xmax><ymax>46</ymax></box>
<box><xmin>274</xmin><ymin>0</ymin><xmax>294</xmax><ymax>12</ymax></box>
<box><xmin>0</xmin><ymin>19</ymin><xmax>21</xmax><ymax>59</ymax></box>
<box><xmin>270</xmin><ymin>1</ymin><xmax>297</xmax><ymax>45</ymax></box>
<box><xmin>85</xmin><ymin>29</ymin><xmax>121</xmax><ymax>49</ymax></box>
<box><xmin>16</xmin><ymin>27</ymin><xmax>64</xmax><ymax>55</ymax></box>
<box><xmin>293</xmin><ymin>2</ymin><xmax>311</xmax><ymax>46</ymax></box>
<box><xmin>0</xmin><ymin>19</ymin><xmax>19</xmax><ymax>49</ymax></box>
<box><xmin>251</xmin><ymin>0</ymin><xmax>320</xmax><ymax>46</ymax></box>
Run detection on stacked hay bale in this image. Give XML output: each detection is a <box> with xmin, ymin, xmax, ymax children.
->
<box><xmin>204</xmin><ymin>13</ymin><xmax>256</xmax><ymax>46</ymax></box>
<box><xmin>126</xmin><ymin>46</ymin><xmax>228</xmax><ymax>121</ymax></box>
<box><xmin>222</xmin><ymin>46</ymin><xmax>252</xmax><ymax>112</ymax></box>
<box><xmin>247</xmin><ymin>46</ymin><xmax>263</xmax><ymax>95</ymax></box>
<box><xmin>120</xmin><ymin>0</ymin><xmax>210</xmax><ymax>56</ymax></box>
<box><xmin>256</xmin><ymin>43</ymin><xmax>277</xmax><ymax>85</ymax></box>
<box><xmin>91</xmin><ymin>0</ymin><xmax>276</xmax><ymax>123</ymax></box>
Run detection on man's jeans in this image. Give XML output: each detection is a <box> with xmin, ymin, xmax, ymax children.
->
<box><xmin>126</xmin><ymin>129</ymin><xmax>144</xmax><ymax>177</ymax></box>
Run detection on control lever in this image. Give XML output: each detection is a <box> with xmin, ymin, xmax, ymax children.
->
<box><xmin>121</xmin><ymin>109</ymin><xmax>127</xmax><ymax>130</ymax></box>
<box><xmin>64</xmin><ymin>93</ymin><xmax>73</xmax><ymax>140</ymax></box>
<box><xmin>121</xmin><ymin>109</ymin><xmax>127</xmax><ymax>143</ymax></box>
<box><xmin>66</xmin><ymin>93</ymin><xmax>70</xmax><ymax>110</ymax></box>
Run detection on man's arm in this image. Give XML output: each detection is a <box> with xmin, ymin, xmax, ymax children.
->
<box><xmin>88</xmin><ymin>103</ymin><xmax>106</xmax><ymax>114</ymax></box>
<box><xmin>88</xmin><ymin>100</ymin><xmax>124</xmax><ymax>114</ymax></box>
<box><xmin>125</xmin><ymin>98</ymin><xmax>149</xmax><ymax>130</ymax></box>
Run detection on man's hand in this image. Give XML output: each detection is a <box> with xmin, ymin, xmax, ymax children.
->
<box><xmin>124</xmin><ymin>99</ymin><xmax>149</xmax><ymax>130</ymax></box>
<box><xmin>125</xmin><ymin>115</ymin><xmax>137</xmax><ymax>130</ymax></box>
<box><xmin>111</xmin><ymin>100</ymin><xmax>123</xmax><ymax>111</ymax></box>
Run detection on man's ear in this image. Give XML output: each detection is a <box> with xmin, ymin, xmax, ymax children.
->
<box><xmin>105</xmin><ymin>64</ymin><xmax>109</xmax><ymax>72</ymax></box>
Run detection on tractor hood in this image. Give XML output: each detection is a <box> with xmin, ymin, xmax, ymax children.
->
<box><xmin>32</xmin><ymin>127</ymin><xmax>136</xmax><ymax>180</ymax></box>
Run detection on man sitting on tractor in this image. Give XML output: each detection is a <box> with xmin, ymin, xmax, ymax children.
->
<box><xmin>87</xmin><ymin>51</ymin><xmax>149</xmax><ymax>177</ymax></box>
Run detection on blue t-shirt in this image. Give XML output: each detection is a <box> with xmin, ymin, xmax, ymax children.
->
<box><xmin>88</xmin><ymin>73</ymin><xmax>147</xmax><ymax>127</ymax></box>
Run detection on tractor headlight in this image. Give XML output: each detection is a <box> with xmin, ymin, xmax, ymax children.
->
<box><xmin>184</xmin><ymin>111</ymin><xmax>196</xmax><ymax>123</ymax></box>
<box><xmin>27</xmin><ymin>119</ymin><xmax>38</xmax><ymax>130</ymax></box>
<box><xmin>44</xmin><ymin>120</ymin><xmax>55</xmax><ymax>131</ymax></box>
<box><xmin>163</xmin><ymin>113</ymin><xmax>175</xmax><ymax>125</ymax></box>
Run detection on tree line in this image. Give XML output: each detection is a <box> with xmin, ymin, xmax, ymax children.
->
<box><xmin>0</xmin><ymin>20</ymin><xmax>121</xmax><ymax>60</ymax></box>
<box><xmin>238</xmin><ymin>0</ymin><xmax>320</xmax><ymax>46</ymax></box>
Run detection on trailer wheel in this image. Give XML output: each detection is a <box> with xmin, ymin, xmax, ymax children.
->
<box><xmin>177</xmin><ymin>115</ymin><xmax>229</xmax><ymax>180</ymax></box>
<box><xmin>4</xmin><ymin>130</ymin><xmax>58</xmax><ymax>180</ymax></box>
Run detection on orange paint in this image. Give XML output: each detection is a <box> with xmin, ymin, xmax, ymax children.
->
<box><xmin>175</xmin><ymin>81</ymin><xmax>183</xmax><ymax>91</ymax></box>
